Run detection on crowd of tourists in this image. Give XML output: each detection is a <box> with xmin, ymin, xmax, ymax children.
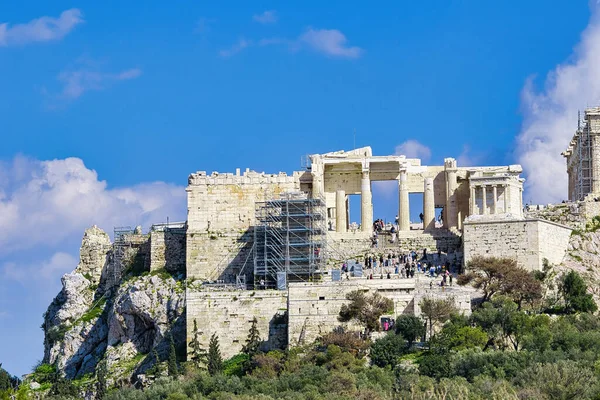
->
<box><xmin>341</xmin><ymin>248</ymin><xmax>458</xmax><ymax>287</ymax></box>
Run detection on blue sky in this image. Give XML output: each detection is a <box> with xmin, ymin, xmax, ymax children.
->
<box><xmin>0</xmin><ymin>1</ymin><xmax>598</xmax><ymax>376</ymax></box>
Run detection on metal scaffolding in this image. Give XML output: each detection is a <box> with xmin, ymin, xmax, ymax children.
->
<box><xmin>253</xmin><ymin>192</ymin><xmax>327</xmax><ymax>288</ymax></box>
<box><xmin>577</xmin><ymin>111</ymin><xmax>593</xmax><ymax>201</ymax></box>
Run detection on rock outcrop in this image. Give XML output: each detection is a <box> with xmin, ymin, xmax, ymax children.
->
<box><xmin>42</xmin><ymin>226</ymin><xmax>185</xmax><ymax>381</ymax></box>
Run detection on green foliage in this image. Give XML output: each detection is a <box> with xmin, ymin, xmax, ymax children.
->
<box><xmin>80</xmin><ymin>296</ymin><xmax>107</xmax><ymax>323</ymax></box>
<box><xmin>395</xmin><ymin>314</ymin><xmax>426</xmax><ymax>346</ymax></box>
<box><xmin>46</xmin><ymin>324</ymin><xmax>69</xmax><ymax>344</ymax></box>
<box><xmin>49</xmin><ymin>376</ymin><xmax>78</xmax><ymax>398</ymax></box>
<box><xmin>515</xmin><ymin>360</ymin><xmax>597</xmax><ymax>400</ymax></box>
<box><xmin>207</xmin><ymin>333</ymin><xmax>223</xmax><ymax>376</ymax></box>
<box><xmin>32</xmin><ymin>363</ymin><xmax>57</xmax><ymax>384</ymax></box>
<box><xmin>242</xmin><ymin>317</ymin><xmax>262</xmax><ymax>357</ymax></box>
<box><xmin>338</xmin><ymin>290</ymin><xmax>394</xmax><ymax>335</ymax></box>
<box><xmin>370</xmin><ymin>333</ymin><xmax>409</xmax><ymax>368</ymax></box>
<box><xmin>189</xmin><ymin>319</ymin><xmax>207</xmax><ymax>368</ymax></box>
<box><xmin>96</xmin><ymin>359</ymin><xmax>108</xmax><ymax>400</ymax></box>
<box><xmin>168</xmin><ymin>334</ymin><xmax>179</xmax><ymax>377</ymax></box>
<box><xmin>460</xmin><ymin>256</ymin><xmax>542</xmax><ymax>308</ymax></box>
<box><xmin>560</xmin><ymin>270</ymin><xmax>597</xmax><ymax>313</ymax></box>
<box><xmin>419</xmin><ymin>297</ymin><xmax>458</xmax><ymax>339</ymax></box>
<box><xmin>0</xmin><ymin>364</ymin><xmax>18</xmax><ymax>392</ymax></box>
<box><xmin>222</xmin><ymin>354</ymin><xmax>249</xmax><ymax>377</ymax></box>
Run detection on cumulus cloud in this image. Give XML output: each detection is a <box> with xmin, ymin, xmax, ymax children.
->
<box><xmin>395</xmin><ymin>140</ymin><xmax>432</xmax><ymax>161</ymax></box>
<box><xmin>516</xmin><ymin>2</ymin><xmax>600</xmax><ymax>203</ymax></box>
<box><xmin>3</xmin><ymin>252</ymin><xmax>77</xmax><ymax>284</ymax></box>
<box><xmin>0</xmin><ymin>9</ymin><xmax>83</xmax><ymax>47</ymax></box>
<box><xmin>0</xmin><ymin>155</ymin><xmax>186</xmax><ymax>255</ymax></box>
<box><xmin>57</xmin><ymin>67</ymin><xmax>142</xmax><ymax>100</ymax></box>
<box><xmin>298</xmin><ymin>28</ymin><xmax>362</xmax><ymax>59</ymax></box>
<box><xmin>253</xmin><ymin>11</ymin><xmax>278</xmax><ymax>24</ymax></box>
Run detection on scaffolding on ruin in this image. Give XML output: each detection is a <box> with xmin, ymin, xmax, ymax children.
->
<box><xmin>253</xmin><ymin>192</ymin><xmax>327</xmax><ymax>289</ymax></box>
<box><xmin>577</xmin><ymin>111</ymin><xmax>593</xmax><ymax>201</ymax></box>
<box><xmin>112</xmin><ymin>226</ymin><xmax>134</xmax><ymax>286</ymax></box>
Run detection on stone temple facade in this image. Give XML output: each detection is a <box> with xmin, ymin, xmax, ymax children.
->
<box><xmin>182</xmin><ymin>146</ymin><xmax>572</xmax><ymax>359</ymax></box>
<box><xmin>563</xmin><ymin>107</ymin><xmax>600</xmax><ymax>201</ymax></box>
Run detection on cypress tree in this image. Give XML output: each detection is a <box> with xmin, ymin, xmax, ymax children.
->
<box><xmin>242</xmin><ymin>317</ymin><xmax>261</xmax><ymax>356</ymax></box>
<box><xmin>190</xmin><ymin>319</ymin><xmax>207</xmax><ymax>368</ymax></box>
<box><xmin>168</xmin><ymin>334</ymin><xmax>179</xmax><ymax>377</ymax></box>
<box><xmin>96</xmin><ymin>359</ymin><xmax>107</xmax><ymax>400</ymax></box>
<box><xmin>207</xmin><ymin>333</ymin><xmax>223</xmax><ymax>376</ymax></box>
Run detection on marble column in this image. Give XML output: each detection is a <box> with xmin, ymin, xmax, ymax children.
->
<box><xmin>482</xmin><ymin>185</ymin><xmax>488</xmax><ymax>215</ymax></box>
<box><xmin>398</xmin><ymin>171</ymin><xmax>410</xmax><ymax>231</ymax></box>
<box><xmin>503</xmin><ymin>185</ymin><xmax>508</xmax><ymax>213</ymax></box>
<box><xmin>361</xmin><ymin>170</ymin><xmax>372</xmax><ymax>232</ymax></box>
<box><xmin>492</xmin><ymin>185</ymin><xmax>498</xmax><ymax>215</ymax></box>
<box><xmin>470</xmin><ymin>186</ymin><xmax>476</xmax><ymax>216</ymax></box>
<box><xmin>445</xmin><ymin>162</ymin><xmax>459</xmax><ymax>229</ymax></box>
<box><xmin>336</xmin><ymin>189</ymin><xmax>347</xmax><ymax>233</ymax></box>
<box><xmin>423</xmin><ymin>178</ymin><xmax>435</xmax><ymax>230</ymax></box>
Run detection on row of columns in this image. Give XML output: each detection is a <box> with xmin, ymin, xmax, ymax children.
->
<box><xmin>470</xmin><ymin>184</ymin><xmax>508</xmax><ymax>215</ymax></box>
<box><xmin>335</xmin><ymin>172</ymin><xmax>438</xmax><ymax>233</ymax></box>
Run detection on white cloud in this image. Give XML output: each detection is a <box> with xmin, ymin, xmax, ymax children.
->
<box><xmin>219</xmin><ymin>38</ymin><xmax>252</xmax><ymax>57</ymax></box>
<box><xmin>219</xmin><ymin>27</ymin><xmax>362</xmax><ymax>59</ymax></box>
<box><xmin>298</xmin><ymin>28</ymin><xmax>362</xmax><ymax>58</ymax></box>
<box><xmin>395</xmin><ymin>140</ymin><xmax>432</xmax><ymax>161</ymax></box>
<box><xmin>253</xmin><ymin>10</ymin><xmax>278</xmax><ymax>24</ymax></box>
<box><xmin>57</xmin><ymin>67</ymin><xmax>142</xmax><ymax>100</ymax></box>
<box><xmin>516</xmin><ymin>3</ymin><xmax>600</xmax><ymax>204</ymax></box>
<box><xmin>0</xmin><ymin>156</ymin><xmax>186</xmax><ymax>255</ymax></box>
<box><xmin>0</xmin><ymin>9</ymin><xmax>83</xmax><ymax>47</ymax></box>
<box><xmin>3</xmin><ymin>252</ymin><xmax>77</xmax><ymax>284</ymax></box>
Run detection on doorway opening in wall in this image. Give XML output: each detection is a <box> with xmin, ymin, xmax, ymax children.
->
<box><xmin>347</xmin><ymin>194</ymin><xmax>361</xmax><ymax>231</ymax></box>
<box><xmin>409</xmin><ymin>193</ymin><xmax>424</xmax><ymax>228</ymax></box>
<box><xmin>371</xmin><ymin>181</ymin><xmax>397</xmax><ymax>226</ymax></box>
<box><xmin>435</xmin><ymin>206</ymin><xmax>444</xmax><ymax>228</ymax></box>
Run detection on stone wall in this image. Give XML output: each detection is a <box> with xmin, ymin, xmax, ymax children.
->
<box><xmin>186</xmin><ymin>170</ymin><xmax>303</xmax><ymax>280</ymax></box>
<box><xmin>287</xmin><ymin>279</ymin><xmax>416</xmax><ymax>346</ymax></box>
<box><xmin>186</xmin><ymin>288</ymin><xmax>288</xmax><ymax>359</ymax></box>
<box><xmin>150</xmin><ymin>229</ymin><xmax>186</xmax><ymax>274</ymax></box>
<box><xmin>463</xmin><ymin>219</ymin><xmax>572</xmax><ymax>271</ymax></box>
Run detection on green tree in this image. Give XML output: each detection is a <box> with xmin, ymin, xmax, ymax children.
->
<box><xmin>370</xmin><ymin>333</ymin><xmax>409</xmax><ymax>368</ymax></box>
<box><xmin>49</xmin><ymin>376</ymin><xmax>78</xmax><ymax>398</ymax></box>
<box><xmin>433</xmin><ymin>316</ymin><xmax>488</xmax><ymax>352</ymax></box>
<box><xmin>395</xmin><ymin>314</ymin><xmax>426</xmax><ymax>346</ymax></box>
<box><xmin>419</xmin><ymin>297</ymin><xmax>458</xmax><ymax>339</ymax></box>
<box><xmin>458</xmin><ymin>256</ymin><xmax>541</xmax><ymax>308</ymax></box>
<box><xmin>189</xmin><ymin>319</ymin><xmax>207</xmax><ymax>368</ymax></box>
<box><xmin>96</xmin><ymin>359</ymin><xmax>107</xmax><ymax>400</ymax></box>
<box><xmin>207</xmin><ymin>333</ymin><xmax>223</xmax><ymax>376</ymax></box>
<box><xmin>168</xmin><ymin>334</ymin><xmax>178</xmax><ymax>377</ymax></box>
<box><xmin>338</xmin><ymin>290</ymin><xmax>394</xmax><ymax>336</ymax></box>
<box><xmin>0</xmin><ymin>364</ymin><xmax>11</xmax><ymax>391</ymax></box>
<box><xmin>242</xmin><ymin>317</ymin><xmax>261</xmax><ymax>356</ymax></box>
<box><xmin>560</xmin><ymin>270</ymin><xmax>597</xmax><ymax>313</ymax></box>
<box><xmin>515</xmin><ymin>360</ymin><xmax>597</xmax><ymax>400</ymax></box>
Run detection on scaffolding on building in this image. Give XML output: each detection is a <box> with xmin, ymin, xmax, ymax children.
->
<box><xmin>253</xmin><ymin>192</ymin><xmax>327</xmax><ymax>289</ymax></box>
<box><xmin>577</xmin><ymin>111</ymin><xmax>593</xmax><ymax>200</ymax></box>
<box><xmin>112</xmin><ymin>226</ymin><xmax>134</xmax><ymax>286</ymax></box>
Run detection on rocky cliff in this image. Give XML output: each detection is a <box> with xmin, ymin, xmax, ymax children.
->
<box><xmin>42</xmin><ymin>226</ymin><xmax>186</xmax><ymax>382</ymax></box>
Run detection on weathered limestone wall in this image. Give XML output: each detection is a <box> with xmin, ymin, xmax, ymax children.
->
<box><xmin>186</xmin><ymin>288</ymin><xmax>288</xmax><ymax>359</ymax></box>
<box><xmin>75</xmin><ymin>226</ymin><xmax>112</xmax><ymax>284</ymax></box>
<box><xmin>186</xmin><ymin>171</ymin><xmax>303</xmax><ymax>280</ymax></box>
<box><xmin>288</xmin><ymin>280</ymin><xmax>416</xmax><ymax>346</ymax></box>
<box><xmin>150</xmin><ymin>229</ymin><xmax>186</xmax><ymax>274</ymax></box>
<box><xmin>463</xmin><ymin>219</ymin><xmax>572</xmax><ymax>271</ymax></box>
<box><xmin>537</xmin><ymin>220</ymin><xmax>573</xmax><ymax>266</ymax></box>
